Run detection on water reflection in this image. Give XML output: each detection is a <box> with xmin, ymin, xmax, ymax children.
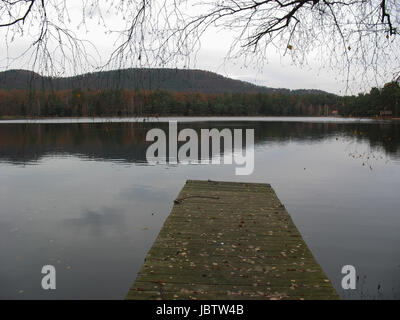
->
<box><xmin>63</xmin><ymin>207</ymin><xmax>125</xmax><ymax>237</ymax></box>
<box><xmin>120</xmin><ymin>185</ymin><xmax>171</xmax><ymax>202</ymax></box>
<box><xmin>0</xmin><ymin>121</ymin><xmax>399</xmax><ymax>164</ymax></box>
<box><xmin>0</xmin><ymin>118</ymin><xmax>399</xmax><ymax>300</ymax></box>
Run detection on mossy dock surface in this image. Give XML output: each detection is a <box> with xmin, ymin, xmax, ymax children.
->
<box><xmin>126</xmin><ymin>180</ymin><xmax>339</xmax><ymax>300</ymax></box>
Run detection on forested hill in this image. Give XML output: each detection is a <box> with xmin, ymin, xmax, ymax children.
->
<box><xmin>1</xmin><ymin>68</ymin><xmax>399</xmax><ymax>118</ymax></box>
<box><xmin>0</xmin><ymin>68</ymin><xmax>333</xmax><ymax>96</ymax></box>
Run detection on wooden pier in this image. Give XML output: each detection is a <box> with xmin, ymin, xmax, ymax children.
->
<box><xmin>126</xmin><ymin>180</ymin><xmax>339</xmax><ymax>300</ymax></box>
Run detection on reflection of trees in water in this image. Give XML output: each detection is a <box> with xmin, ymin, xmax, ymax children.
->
<box><xmin>0</xmin><ymin>121</ymin><xmax>399</xmax><ymax>165</ymax></box>
<box><xmin>341</xmin><ymin>274</ymin><xmax>400</xmax><ymax>300</ymax></box>
<box><xmin>0</xmin><ymin>122</ymin><xmax>150</xmax><ymax>164</ymax></box>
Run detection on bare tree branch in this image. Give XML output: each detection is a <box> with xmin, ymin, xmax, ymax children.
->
<box><xmin>0</xmin><ymin>0</ymin><xmax>399</xmax><ymax>91</ymax></box>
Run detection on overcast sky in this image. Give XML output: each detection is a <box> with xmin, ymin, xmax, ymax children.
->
<box><xmin>0</xmin><ymin>1</ymin><xmax>391</xmax><ymax>96</ymax></box>
<box><xmin>193</xmin><ymin>28</ymin><xmax>342</xmax><ymax>94</ymax></box>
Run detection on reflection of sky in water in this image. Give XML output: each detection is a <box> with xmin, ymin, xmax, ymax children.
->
<box><xmin>0</xmin><ymin>119</ymin><xmax>399</xmax><ymax>299</ymax></box>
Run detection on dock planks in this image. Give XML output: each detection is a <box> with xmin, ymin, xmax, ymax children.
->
<box><xmin>126</xmin><ymin>180</ymin><xmax>339</xmax><ymax>300</ymax></box>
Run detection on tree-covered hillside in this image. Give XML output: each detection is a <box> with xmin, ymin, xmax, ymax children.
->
<box><xmin>0</xmin><ymin>69</ymin><xmax>399</xmax><ymax>118</ymax></box>
<box><xmin>0</xmin><ymin>68</ymin><xmax>332</xmax><ymax>95</ymax></box>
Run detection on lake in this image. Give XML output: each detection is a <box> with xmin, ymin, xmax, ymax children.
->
<box><xmin>0</xmin><ymin>117</ymin><xmax>399</xmax><ymax>299</ymax></box>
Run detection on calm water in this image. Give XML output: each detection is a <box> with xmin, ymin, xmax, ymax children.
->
<box><xmin>0</xmin><ymin>117</ymin><xmax>399</xmax><ymax>300</ymax></box>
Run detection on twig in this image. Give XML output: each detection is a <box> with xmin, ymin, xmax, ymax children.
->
<box><xmin>174</xmin><ymin>195</ymin><xmax>220</xmax><ymax>204</ymax></box>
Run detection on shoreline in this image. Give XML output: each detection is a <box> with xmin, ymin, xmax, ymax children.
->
<box><xmin>1</xmin><ymin>115</ymin><xmax>397</xmax><ymax>121</ymax></box>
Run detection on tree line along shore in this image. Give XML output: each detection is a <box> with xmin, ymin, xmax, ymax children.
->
<box><xmin>0</xmin><ymin>81</ymin><xmax>399</xmax><ymax>119</ymax></box>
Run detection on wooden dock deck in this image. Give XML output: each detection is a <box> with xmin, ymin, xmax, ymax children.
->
<box><xmin>126</xmin><ymin>180</ymin><xmax>339</xmax><ymax>300</ymax></box>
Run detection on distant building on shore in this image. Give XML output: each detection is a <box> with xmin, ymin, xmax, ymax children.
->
<box><xmin>379</xmin><ymin>110</ymin><xmax>393</xmax><ymax>119</ymax></box>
